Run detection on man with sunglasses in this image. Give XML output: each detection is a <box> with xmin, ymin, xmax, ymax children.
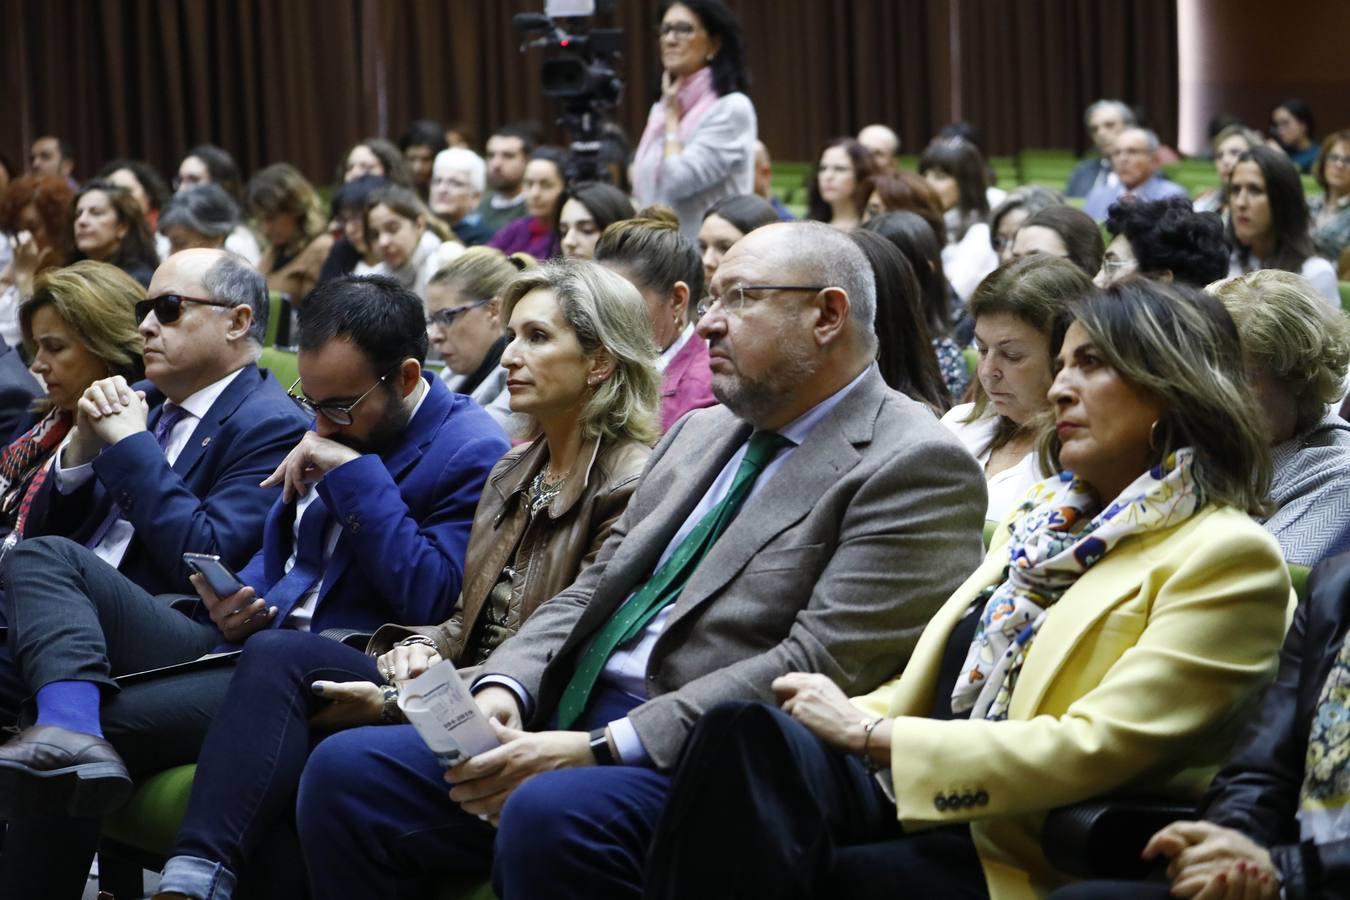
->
<box><xmin>0</xmin><ymin>270</ymin><xmax>508</xmax><ymax>897</ymax></box>
<box><xmin>296</xmin><ymin>222</ymin><xmax>986</xmax><ymax>899</ymax></box>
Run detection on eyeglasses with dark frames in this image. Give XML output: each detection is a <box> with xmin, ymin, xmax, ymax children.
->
<box><xmin>287</xmin><ymin>365</ymin><xmax>400</xmax><ymax>426</ymax></box>
<box><xmin>135</xmin><ymin>294</ymin><xmax>237</xmax><ymax>325</ymax></box>
<box><xmin>695</xmin><ymin>284</ymin><xmax>828</xmax><ymax>319</ymax></box>
<box><xmin>427</xmin><ymin>297</ymin><xmax>492</xmax><ymax>328</ymax></box>
<box><xmin>657</xmin><ymin>21</ymin><xmax>699</xmax><ymax>39</ymax></box>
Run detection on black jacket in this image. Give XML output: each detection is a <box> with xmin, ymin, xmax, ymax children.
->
<box><xmin>1200</xmin><ymin>551</ymin><xmax>1350</xmax><ymax>899</ymax></box>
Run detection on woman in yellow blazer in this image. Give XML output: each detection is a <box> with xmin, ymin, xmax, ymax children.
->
<box><xmin>643</xmin><ymin>279</ymin><xmax>1292</xmax><ymax>900</ymax></box>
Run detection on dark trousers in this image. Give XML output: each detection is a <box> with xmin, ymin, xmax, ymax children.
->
<box><xmin>643</xmin><ymin>700</ymin><xmax>989</xmax><ymax>900</ymax></box>
<box><xmin>1048</xmin><ymin>881</ymin><xmax>1172</xmax><ymax>899</ymax></box>
<box><xmin>0</xmin><ymin>536</ymin><xmax>233</xmax><ymax>899</ymax></box>
<box><xmin>170</xmin><ymin>629</ymin><xmax>382</xmax><ymax>889</ymax></box>
<box><xmin>296</xmin><ymin>688</ymin><xmax>642</xmax><ymax>900</ymax></box>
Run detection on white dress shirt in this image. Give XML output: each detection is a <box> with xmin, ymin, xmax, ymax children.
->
<box><xmin>55</xmin><ymin>368</ymin><xmax>246</xmax><ymax>569</ymax></box>
<box><xmin>940</xmin><ymin>402</ymin><xmax>1048</xmax><ymax>523</ymax></box>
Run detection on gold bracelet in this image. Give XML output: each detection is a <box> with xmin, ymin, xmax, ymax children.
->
<box><xmin>860</xmin><ymin>716</ymin><xmax>885</xmax><ymax>774</ymax></box>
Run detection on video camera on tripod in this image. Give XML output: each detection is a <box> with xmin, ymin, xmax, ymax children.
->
<box><xmin>514</xmin><ymin>0</ymin><xmax>624</xmax><ymax>184</ymax></box>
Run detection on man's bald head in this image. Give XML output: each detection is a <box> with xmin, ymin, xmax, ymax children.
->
<box><xmin>699</xmin><ymin>221</ymin><xmax>878</xmax><ymax>428</ymax></box>
<box><xmin>857</xmin><ymin>124</ymin><xmax>900</xmax><ymax>173</ymax></box>
<box><xmin>733</xmin><ymin>221</ymin><xmax>876</xmax><ymax>346</ymax></box>
<box><xmin>150</xmin><ymin>248</ymin><xmax>268</xmax><ymax>348</ymax></box>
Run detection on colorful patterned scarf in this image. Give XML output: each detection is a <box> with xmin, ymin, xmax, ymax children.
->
<box><xmin>1299</xmin><ymin>633</ymin><xmax>1350</xmax><ymax>842</ymax></box>
<box><xmin>951</xmin><ymin>449</ymin><xmax>1202</xmax><ymax>721</ymax></box>
<box><xmin>0</xmin><ymin>407</ymin><xmax>72</xmax><ymax>534</ymax></box>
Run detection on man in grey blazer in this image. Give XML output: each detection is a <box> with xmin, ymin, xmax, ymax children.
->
<box><xmin>296</xmin><ymin>221</ymin><xmax>987</xmax><ymax>899</ymax></box>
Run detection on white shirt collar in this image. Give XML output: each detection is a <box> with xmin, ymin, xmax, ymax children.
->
<box><xmin>170</xmin><ymin>365</ymin><xmax>248</xmax><ymax>421</ymax></box>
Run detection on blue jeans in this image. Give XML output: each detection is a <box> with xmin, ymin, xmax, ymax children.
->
<box><xmin>160</xmin><ymin>629</ymin><xmax>381</xmax><ymax>899</ymax></box>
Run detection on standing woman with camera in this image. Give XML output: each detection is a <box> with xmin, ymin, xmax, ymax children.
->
<box><xmin>632</xmin><ymin>0</ymin><xmax>756</xmax><ymax>242</ymax></box>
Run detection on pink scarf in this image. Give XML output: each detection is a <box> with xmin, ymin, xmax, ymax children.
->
<box><xmin>634</xmin><ymin>67</ymin><xmax>719</xmax><ymax>204</ymax></box>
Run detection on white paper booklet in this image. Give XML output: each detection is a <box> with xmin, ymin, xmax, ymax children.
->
<box><xmin>397</xmin><ymin>660</ymin><xmax>501</xmax><ymax>765</ymax></box>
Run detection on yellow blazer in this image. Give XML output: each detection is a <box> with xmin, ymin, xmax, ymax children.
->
<box><xmin>853</xmin><ymin>504</ymin><xmax>1292</xmax><ymax>899</ymax></box>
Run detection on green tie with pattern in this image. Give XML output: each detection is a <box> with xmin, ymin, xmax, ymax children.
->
<box><xmin>555</xmin><ymin>430</ymin><xmax>793</xmax><ymax>729</ymax></box>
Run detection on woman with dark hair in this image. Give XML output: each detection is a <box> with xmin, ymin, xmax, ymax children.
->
<box><xmin>1271</xmin><ymin>98</ymin><xmax>1318</xmax><ymax>173</ymax></box>
<box><xmin>246</xmin><ymin>163</ymin><xmax>334</xmax><ymax>303</ymax></box>
<box><xmin>864</xmin><ymin>171</ymin><xmax>948</xmax><ymax>241</ymax></box>
<box><xmin>176</xmin><ymin>145</ymin><xmax>243</xmax><ymax>200</ymax></box>
<box><xmin>488</xmin><ymin>147</ymin><xmax>569</xmax><ymax>259</ymax></box>
<box><xmin>399</xmin><ymin>119</ymin><xmax>448</xmax><ymax>200</ymax></box>
<box><xmin>807</xmin><ymin>137</ymin><xmax>874</xmax><ymax>230</ymax></box>
<box><xmin>97</xmin><ymin>159</ymin><xmax>171</xmax><ymax>233</ymax></box>
<box><xmin>0</xmin><ymin>174</ymin><xmax>75</xmax><ymax>347</ymax></box>
<box><xmin>559</xmin><ymin>182</ymin><xmax>636</xmax><ymax>260</ymax></box>
<box><xmin>695</xmin><ymin>193</ymin><xmax>777</xmax><ymax>285</ymax></box>
<box><xmin>70</xmin><ymin>181</ymin><xmax>159</xmax><ymax>287</ymax></box>
<box><xmin>596</xmin><ymin>206</ymin><xmax>718</xmax><ymax>430</ymax></box>
<box><xmin>1097</xmin><ymin>196</ymin><xmax>1229</xmax><ymax>288</ymax></box>
<box><xmin>941</xmin><ymin>256</ymin><xmax>1093</xmax><ymax>523</ymax></box>
<box><xmin>1008</xmin><ymin>205</ymin><xmax>1105</xmax><ymax>276</ymax></box>
<box><xmin>337</xmin><ymin>138</ymin><xmax>412</xmax><ymax>188</ymax></box>
<box><xmin>849</xmin><ymin>229</ymin><xmax>949</xmax><ymax>412</ymax></box>
<box><xmin>920</xmin><ymin>138</ymin><xmax>999</xmax><ymax>301</ymax></box>
<box><xmin>864</xmin><ymin>211</ymin><xmax>970</xmax><ymax>401</ymax></box>
<box><xmin>632</xmin><ymin>0</ymin><xmax>757</xmax><ymax>240</ymax></box>
<box><xmin>1310</xmin><ymin>129</ymin><xmax>1350</xmax><ymax>273</ymax></box>
<box><xmin>1226</xmin><ymin>146</ymin><xmax>1338</xmax><ymax>305</ymax></box>
<box><xmin>646</xmin><ymin>279</ymin><xmax>1290</xmax><ymax>900</ymax></box>
<box><xmin>363</xmin><ymin>184</ymin><xmax>457</xmax><ymax>299</ymax></box>
<box><xmin>175</xmin><ymin>145</ymin><xmax>259</xmax><ymax>265</ymax></box>
<box><xmin>318</xmin><ymin>174</ymin><xmax>389</xmax><ymax>285</ymax></box>
<box><xmin>988</xmin><ymin>186</ymin><xmax>1063</xmax><ymax>264</ymax></box>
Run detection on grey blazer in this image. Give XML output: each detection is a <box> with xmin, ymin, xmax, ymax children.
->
<box><xmin>479</xmin><ymin>368</ymin><xmax>988</xmax><ymax>768</ymax></box>
<box><xmin>635</xmin><ymin>92</ymin><xmax>757</xmax><ymax>242</ymax></box>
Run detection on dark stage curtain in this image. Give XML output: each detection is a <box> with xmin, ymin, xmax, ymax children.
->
<box><xmin>0</xmin><ymin>0</ymin><xmax>1178</xmax><ymax>186</ymax></box>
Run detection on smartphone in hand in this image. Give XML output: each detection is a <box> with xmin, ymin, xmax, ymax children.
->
<box><xmin>183</xmin><ymin>552</ymin><xmax>246</xmax><ymax>597</ymax></box>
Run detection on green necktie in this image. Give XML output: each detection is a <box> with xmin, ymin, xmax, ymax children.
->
<box><xmin>555</xmin><ymin>430</ymin><xmax>792</xmax><ymax>729</ymax></box>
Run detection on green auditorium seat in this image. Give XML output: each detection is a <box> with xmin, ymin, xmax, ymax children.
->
<box><xmin>265</xmin><ymin>290</ymin><xmax>287</xmax><ymax>347</ymax></box>
<box><xmin>260</xmin><ymin>346</ymin><xmax>299</xmax><ymax>388</ymax></box>
<box><xmin>1339</xmin><ymin>282</ymin><xmax>1350</xmax><ymax>314</ymax></box>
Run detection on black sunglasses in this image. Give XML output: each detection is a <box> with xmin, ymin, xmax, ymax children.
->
<box><xmin>136</xmin><ymin>293</ymin><xmax>237</xmax><ymax>325</ymax></box>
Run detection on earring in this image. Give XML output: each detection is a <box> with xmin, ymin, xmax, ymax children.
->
<box><xmin>1149</xmin><ymin>419</ymin><xmax>1163</xmax><ymax>452</ymax></box>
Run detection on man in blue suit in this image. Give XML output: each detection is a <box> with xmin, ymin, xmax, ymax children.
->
<box><xmin>20</xmin><ymin>249</ymin><xmax>308</xmax><ymax>594</ymax></box>
<box><xmin>0</xmin><ymin>272</ymin><xmax>508</xmax><ymax>898</ymax></box>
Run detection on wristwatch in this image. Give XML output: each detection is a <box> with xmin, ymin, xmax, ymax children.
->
<box><xmin>589</xmin><ymin>727</ymin><xmax>617</xmax><ymax>765</ymax></box>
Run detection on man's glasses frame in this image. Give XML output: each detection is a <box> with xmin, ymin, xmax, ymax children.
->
<box><xmin>135</xmin><ymin>294</ymin><xmax>237</xmax><ymax>325</ymax></box>
<box><xmin>695</xmin><ymin>284</ymin><xmax>827</xmax><ymax>319</ymax></box>
<box><xmin>287</xmin><ymin>365</ymin><xmax>400</xmax><ymax>426</ymax></box>
<box><xmin>427</xmin><ymin>297</ymin><xmax>491</xmax><ymax>328</ymax></box>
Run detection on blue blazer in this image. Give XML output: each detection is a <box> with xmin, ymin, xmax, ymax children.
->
<box><xmin>25</xmin><ymin>364</ymin><xmax>310</xmax><ymax>595</ymax></box>
<box><xmin>236</xmin><ymin>374</ymin><xmax>509</xmax><ymax>635</ymax></box>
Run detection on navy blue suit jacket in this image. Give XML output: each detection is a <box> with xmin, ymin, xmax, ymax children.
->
<box><xmin>236</xmin><ymin>374</ymin><xmax>509</xmax><ymax>634</ymax></box>
<box><xmin>24</xmin><ymin>363</ymin><xmax>310</xmax><ymax>595</ymax></box>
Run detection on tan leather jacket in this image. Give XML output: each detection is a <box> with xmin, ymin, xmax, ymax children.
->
<box><xmin>368</xmin><ymin>433</ymin><xmax>650</xmax><ymax>665</ymax></box>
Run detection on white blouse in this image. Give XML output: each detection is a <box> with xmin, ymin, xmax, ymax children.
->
<box><xmin>941</xmin><ymin>402</ymin><xmax>1048</xmax><ymax>523</ymax></box>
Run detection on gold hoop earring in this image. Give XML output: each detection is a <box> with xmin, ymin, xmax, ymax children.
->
<box><xmin>1149</xmin><ymin>419</ymin><xmax>1163</xmax><ymax>452</ymax></box>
